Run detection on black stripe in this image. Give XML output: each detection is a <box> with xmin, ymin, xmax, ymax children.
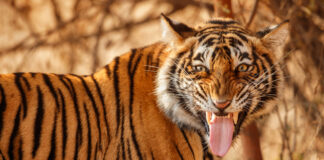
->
<box><xmin>76</xmin><ymin>76</ymin><xmax>102</xmax><ymax>150</ymax></box>
<box><xmin>32</xmin><ymin>86</ymin><xmax>44</xmax><ymax>157</ymax></box>
<box><xmin>31</xmin><ymin>72</ymin><xmax>36</xmax><ymax>78</ymax></box>
<box><xmin>150</xmin><ymin>150</ymin><xmax>155</xmax><ymax>160</ymax></box>
<box><xmin>18</xmin><ymin>139</ymin><xmax>22</xmax><ymax>160</ymax></box>
<box><xmin>120</xmin><ymin>106</ymin><xmax>126</xmax><ymax>160</ymax></box>
<box><xmin>42</xmin><ymin>74</ymin><xmax>59</xmax><ymax>108</ymax></box>
<box><xmin>251</xmin><ymin>54</ymin><xmax>278</xmax><ymax>114</ymax></box>
<box><xmin>237</xmin><ymin>90</ymin><xmax>248</xmax><ymax>102</ymax></box>
<box><xmin>207</xmin><ymin>20</ymin><xmax>238</xmax><ymax>25</ymax></box>
<box><xmin>238</xmin><ymin>52</ymin><xmax>250</xmax><ymax>61</ymax></box>
<box><xmin>181</xmin><ymin>129</ymin><xmax>195</xmax><ymax>159</ymax></box>
<box><xmin>174</xmin><ymin>143</ymin><xmax>184</xmax><ymax>160</ymax></box>
<box><xmin>58</xmin><ymin>76</ymin><xmax>72</xmax><ymax>94</ymax></box>
<box><xmin>210</xmin><ymin>47</ymin><xmax>220</xmax><ymax>61</ymax></box>
<box><xmin>196</xmin><ymin>131</ymin><xmax>214</xmax><ymax>160</ymax></box>
<box><xmin>195</xmin><ymin>90</ymin><xmax>207</xmax><ymax>102</ymax></box>
<box><xmin>193</xmin><ymin>52</ymin><xmax>204</xmax><ymax>62</ymax></box>
<box><xmin>197</xmin><ymin>131</ymin><xmax>208</xmax><ymax>153</ymax></box>
<box><xmin>167</xmin><ymin>51</ymin><xmax>197</xmax><ymax>120</ymax></box>
<box><xmin>0</xmin><ymin>84</ymin><xmax>6</xmax><ymax>137</ymax></box>
<box><xmin>222</xmin><ymin>46</ymin><xmax>231</xmax><ymax>58</ymax></box>
<box><xmin>252</xmin><ymin>49</ymin><xmax>261</xmax><ymax>74</ymax></box>
<box><xmin>198</xmin><ymin>30</ymin><xmax>248</xmax><ymax>37</ymax></box>
<box><xmin>91</xmin><ymin>75</ymin><xmax>110</xmax><ymax>144</ymax></box>
<box><xmin>83</xmin><ymin>103</ymin><xmax>92</xmax><ymax>160</ymax></box>
<box><xmin>258</xmin><ymin>62</ymin><xmax>269</xmax><ymax>88</ymax></box>
<box><xmin>200</xmin><ymin>31</ymin><xmax>249</xmax><ymax>44</ymax></box>
<box><xmin>198</xmin><ymin>34</ymin><xmax>209</xmax><ymax>43</ymax></box>
<box><xmin>145</xmin><ymin>51</ymin><xmax>153</xmax><ymax>71</ymax></box>
<box><xmin>168</xmin><ymin>51</ymin><xmax>187</xmax><ymax>81</ymax></box>
<box><xmin>58</xmin><ymin>89</ymin><xmax>67</xmax><ymax>158</ymax></box>
<box><xmin>14</xmin><ymin>73</ymin><xmax>27</xmax><ymax>118</ymax></box>
<box><xmin>199</xmin><ymin>25</ymin><xmax>242</xmax><ymax>32</ymax></box>
<box><xmin>94</xmin><ymin>143</ymin><xmax>99</xmax><ymax>159</ymax></box>
<box><xmin>48</xmin><ymin>112</ymin><xmax>57</xmax><ymax>160</ymax></box>
<box><xmin>0</xmin><ymin>151</ymin><xmax>5</xmax><ymax>160</ymax></box>
<box><xmin>8</xmin><ymin>106</ymin><xmax>21</xmax><ymax>160</ymax></box>
<box><xmin>236</xmin><ymin>33</ymin><xmax>248</xmax><ymax>42</ymax></box>
<box><xmin>62</xmin><ymin>77</ymin><xmax>82</xmax><ymax>160</ymax></box>
<box><xmin>103</xmin><ymin>148</ymin><xmax>108</xmax><ymax>159</ymax></box>
<box><xmin>262</xmin><ymin>54</ymin><xmax>278</xmax><ymax>96</ymax></box>
<box><xmin>128</xmin><ymin>49</ymin><xmax>144</xmax><ymax>160</ymax></box>
<box><xmin>155</xmin><ymin>44</ymin><xmax>166</xmax><ymax>67</ymax></box>
<box><xmin>116</xmin><ymin>144</ymin><xmax>120</xmax><ymax>160</ymax></box>
<box><xmin>105</xmin><ymin>65</ymin><xmax>111</xmax><ymax>77</ymax></box>
<box><xmin>199</xmin><ymin>86</ymin><xmax>208</xmax><ymax>98</ymax></box>
<box><xmin>251</xmin><ymin>99</ymin><xmax>265</xmax><ymax>115</ymax></box>
<box><xmin>228</xmin><ymin>37</ymin><xmax>243</xmax><ymax>47</ymax></box>
<box><xmin>21</xmin><ymin>76</ymin><xmax>31</xmax><ymax>90</ymax></box>
<box><xmin>127</xmin><ymin>140</ymin><xmax>132</xmax><ymax>160</ymax></box>
<box><xmin>204</xmin><ymin>152</ymin><xmax>214</xmax><ymax>160</ymax></box>
<box><xmin>178</xmin><ymin>97</ymin><xmax>196</xmax><ymax>117</ymax></box>
<box><xmin>233</xmin><ymin>110</ymin><xmax>248</xmax><ymax>137</ymax></box>
<box><xmin>0</xmin><ymin>150</ymin><xmax>5</xmax><ymax>160</ymax></box>
<box><xmin>203</xmin><ymin>37</ymin><xmax>215</xmax><ymax>47</ymax></box>
<box><xmin>113</xmin><ymin>57</ymin><xmax>121</xmax><ymax>136</ymax></box>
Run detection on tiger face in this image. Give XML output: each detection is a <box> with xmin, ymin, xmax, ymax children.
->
<box><xmin>156</xmin><ymin>14</ymin><xmax>288</xmax><ymax>157</ymax></box>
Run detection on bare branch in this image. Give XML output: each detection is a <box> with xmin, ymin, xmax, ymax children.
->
<box><xmin>245</xmin><ymin>0</ymin><xmax>259</xmax><ymax>28</ymax></box>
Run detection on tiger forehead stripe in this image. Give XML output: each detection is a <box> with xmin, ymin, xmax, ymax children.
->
<box><xmin>207</xmin><ymin>19</ymin><xmax>238</xmax><ymax>25</ymax></box>
<box><xmin>196</xmin><ymin>31</ymin><xmax>249</xmax><ymax>47</ymax></box>
<box><xmin>196</xmin><ymin>19</ymin><xmax>246</xmax><ymax>33</ymax></box>
<box><xmin>195</xmin><ymin>19</ymin><xmax>249</xmax><ymax>45</ymax></box>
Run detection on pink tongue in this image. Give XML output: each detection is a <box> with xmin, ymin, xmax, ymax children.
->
<box><xmin>209</xmin><ymin>117</ymin><xmax>234</xmax><ymax>157</ymax></box>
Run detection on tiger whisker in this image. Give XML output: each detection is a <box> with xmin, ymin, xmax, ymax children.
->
<box><xmin>144</xmin><ymin>70</ymin><xmax>158</xmax><ymax>73</ymax></box>
<box><xmin>238</xmin><ymin>67</ymin><xmax>288</xmax><ymax>99</ymax></box>
<box><xmin>250</xmin><ymin>49</ymin><xmax>293</xmax><ymax>85</ymax></box>
<box><xmin>144</xmin><ymin>65</ymin><xmax>160</xmax><ymax>69</ymax></box>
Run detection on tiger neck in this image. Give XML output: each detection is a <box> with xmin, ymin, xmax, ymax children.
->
<box><xmin>154</xmin><ymin>47</ymin><xmax>205</xmax><ymax>132</ymax></box>
<box><xmin>90</xmin><ymin>42</ymin><xmax>210</xmax><ymax>157</ymax></box>
<box><xmin>93</xmin><ymin>41</ymin><xmax>204</xmax><ymax>132</ymax></box>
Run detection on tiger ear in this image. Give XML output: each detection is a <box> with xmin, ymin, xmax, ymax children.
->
<box><xmin>160</xmin><ymin>13</ymin><xmax>196</xmax><ymax>46</ymax></box>
<box><xmin>256</xmin><ymin>20</ymin><xmax>289</xmax><ymax>51</ymax></box>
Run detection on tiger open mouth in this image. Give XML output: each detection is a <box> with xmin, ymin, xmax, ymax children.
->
<box><xmin>200</xmin><ymin>111</ymin><xmax>245</xmax><ymax>157</ymax></box>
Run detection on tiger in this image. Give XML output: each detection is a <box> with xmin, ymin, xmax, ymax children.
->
<box><xmin>0</xmin><ymin>14</ymin><xmax>288</xmax><ymax>160</ymax></box>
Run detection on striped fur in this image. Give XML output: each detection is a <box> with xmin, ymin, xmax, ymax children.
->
<box><xmin>0</xmin><ymin>15</ymin><xmax>288</xmax><ymax>159</ymax></box>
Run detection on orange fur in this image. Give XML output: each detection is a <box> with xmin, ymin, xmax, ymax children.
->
<box><xmin>0</xmin><ymin>16</ymin><xmax>288</xmax><ymax>160</ymax></box>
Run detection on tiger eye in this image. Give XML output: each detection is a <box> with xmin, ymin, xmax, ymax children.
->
<box><xmin>237</xmin><ymin>64</ymin><xmax>249</xmax><ymax>72</ymax></box>
<box><xmin>193</xmin><ymin>65</ymin><xmax>207</xmax><ymax>73</ymax></box>
<box><xmin>186</xmin><ymin>65</ymin><xmax>193</xmax><ymax>72</ymax></box>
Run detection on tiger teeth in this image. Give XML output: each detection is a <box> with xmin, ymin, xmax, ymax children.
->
<box><xmin>206</xmin><ymin>112</ymin><xmax>212</xmax><ymax>125</ymax></box>
<box><xmin>233</xmin><ymin>112</ymin><xmax>239</xmax><ymax>125</ymax></box>
<box><xmin>206</xmin><ymin>112</ymin><xmax>233</xmax><ymax>125</ymax></box>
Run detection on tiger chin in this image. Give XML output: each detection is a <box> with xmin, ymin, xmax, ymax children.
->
<box><xmin>156</xmin><ymin>14</ymin><xmax>288</xmax><ymax>157</ymax></box>
<box><xmin>0</xmin><ymin>14</ymin><xmax>289</xmax><ymax>160</ymax></box>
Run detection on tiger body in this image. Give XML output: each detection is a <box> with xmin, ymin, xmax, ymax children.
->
<box><xmin>0</xmin><ymin>15</ymin><xmax>288</xmax><ymax>160</ymax></box>
<box><xmin>0</xmin><ymin>43</ymin><xmax>208</xmax><ymax>160</ymax></box>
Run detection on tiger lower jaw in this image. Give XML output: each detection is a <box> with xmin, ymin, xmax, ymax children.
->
<box><xmin>204</xmin><ymin>112</ymin><xmax>239</xmax><ymax>157</ymax></box>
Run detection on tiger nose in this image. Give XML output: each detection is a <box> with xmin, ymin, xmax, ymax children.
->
<box><xmin>215</xmin><ymin>100</ymin><xmax>231</xmax><ymax>109</ymax></box>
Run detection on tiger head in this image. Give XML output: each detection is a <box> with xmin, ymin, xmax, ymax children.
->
<box><xmin>156</xmin><ymin>14</ymin><xmax>289</xmax><ymax>157</ymax></box>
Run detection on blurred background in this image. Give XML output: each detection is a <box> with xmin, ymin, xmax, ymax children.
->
<box><xmin>0</xmin><ymin>0</ymin><xmax>323</xmax><ymax>159</ymax></box>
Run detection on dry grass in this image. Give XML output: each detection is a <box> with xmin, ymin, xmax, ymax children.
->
<box><xmin>0</xmin><ymin>0</ymin><xmax>323</xmax><ymax>159</ymax></box>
